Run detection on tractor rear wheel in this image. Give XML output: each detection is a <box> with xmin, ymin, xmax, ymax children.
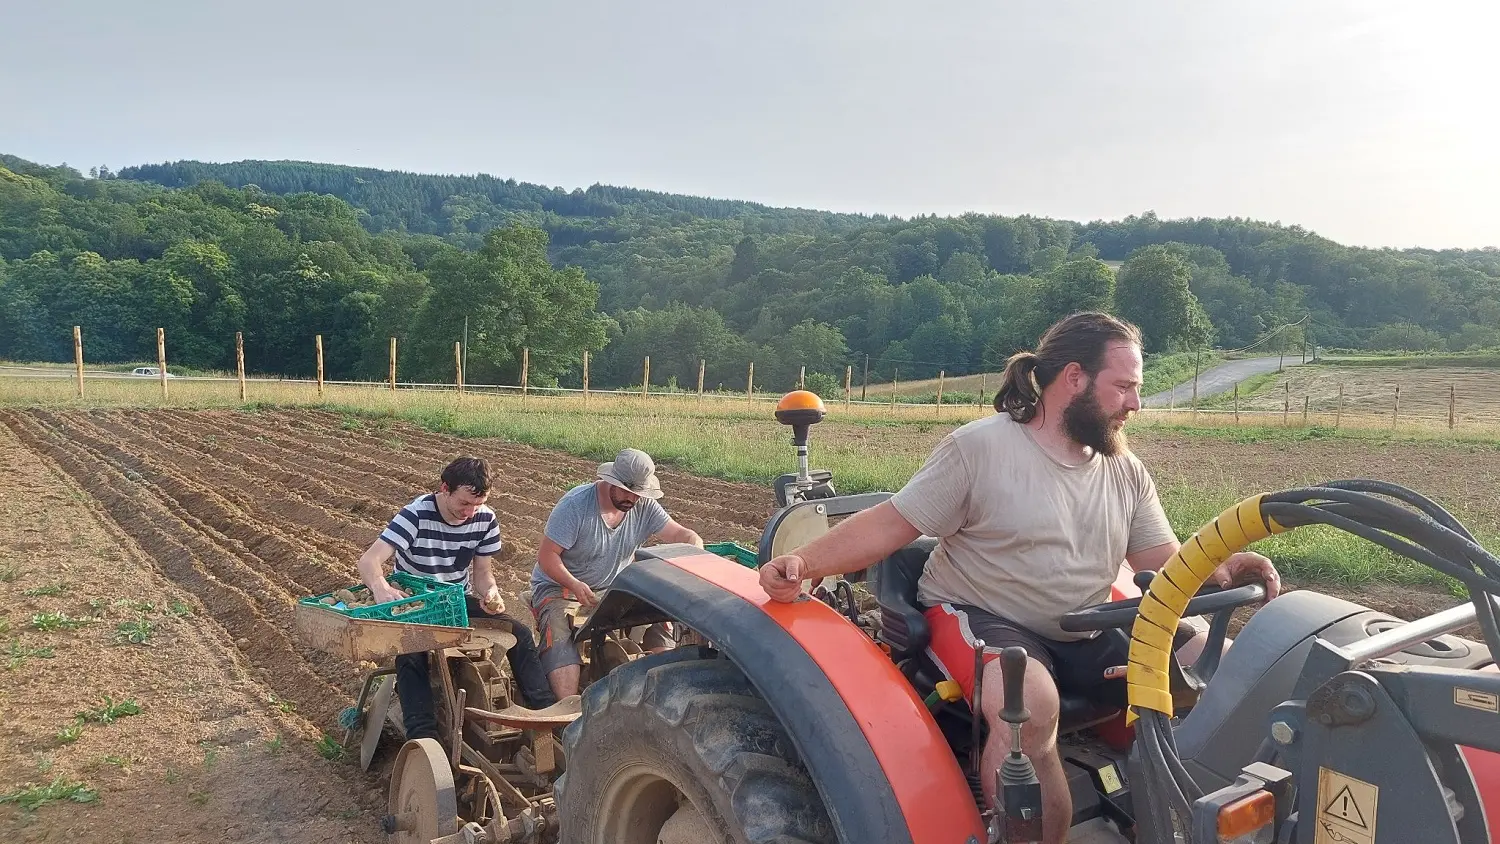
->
<box><xmin>556</xmin><ymin>646</ymin><xmax>835</xmax><ymax>844</ymax></box>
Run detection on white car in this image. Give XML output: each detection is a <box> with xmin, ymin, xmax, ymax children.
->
<box><xmin>130</xmin><ymin>367</ymin><xmax>177</xmax><ymax>378</ymax></box>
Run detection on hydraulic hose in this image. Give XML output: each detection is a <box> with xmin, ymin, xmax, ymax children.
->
<box><xmin>1123</xmin><ymin>480</ymin><xmax>1500</xmax><ymax>840</ymax></box>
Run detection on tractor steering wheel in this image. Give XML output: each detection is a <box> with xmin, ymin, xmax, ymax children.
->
<box><xmin>1058</xmin><ymin>571</ymin><xmax>1267</xmax><ymax>685</ymax></box>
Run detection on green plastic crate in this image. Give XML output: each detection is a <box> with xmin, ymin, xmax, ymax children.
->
<box><xmin>298</xmin><ymin>571</ymin><xmax>469</xmax><ymax>628</ymax></box>
<box><xmin>707</xmin><ymin>541</ymin><xmax>759</xmax><ymax>569</ymax></box>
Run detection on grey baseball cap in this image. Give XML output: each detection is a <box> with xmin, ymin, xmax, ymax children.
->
<box><xmin>597</xmin><ymin>448</ymin><xmax>663</xmax><ymax>499</ymax></box>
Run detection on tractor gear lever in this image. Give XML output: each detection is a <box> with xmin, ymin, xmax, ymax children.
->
<box><xmin>1134</xmin><ymin>569</ymin><xmax>1155</xmax><ymax>592</ymax></box>
<box><xmin>969</xmin><ymin>638</ymin><xmax>985</xmax><ymax>775</ymax></box>
<box><xmin>994</xmin><ymin>647</ymin><xmax>1043</xmax><ymax>844</ymax></box>
<box><xmin>999</xmin><ymin>646</ymin><xmax>1030</xmax><ymax>727</ymax></box>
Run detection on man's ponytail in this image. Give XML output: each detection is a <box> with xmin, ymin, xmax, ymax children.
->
<box><xmin>990</xmin><ymin>312</ymin><xmax>1145</xmax><ymax>422</ymax></box>
<box><xmin>994</xmin><ymin>352</ymin><xmax>1044</xmax><ymax>422</ymax></box>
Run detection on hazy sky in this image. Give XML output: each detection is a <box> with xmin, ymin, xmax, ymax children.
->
<box><xmin>4</xmin><ymin>1</ymin><xmax>1497</xmax><ymax>249</ymax></box>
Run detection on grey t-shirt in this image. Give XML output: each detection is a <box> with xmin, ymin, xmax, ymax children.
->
<box><xmin>529</xmin><ymin>482</ymin><xmax>670</xmax><ymax>604</ymax></box>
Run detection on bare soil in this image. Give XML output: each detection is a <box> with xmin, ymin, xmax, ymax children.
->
<box><xmin>0</xmin><ymin>407</ymin><xmax>776</xmax><ymax>842</ymax></box>
<box><xmin>1</xmin><ymin>407</ymin><xmax>1492</xmax><ymax>840</ymax></box>
<box><xmin>0</xmin><ymin>417</ymin><xmax>378</xmax><ymax>843</ymax></box>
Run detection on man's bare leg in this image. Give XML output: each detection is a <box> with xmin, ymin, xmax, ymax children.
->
<box><xmin>547</xmin><ymin>664</ymin><xmax>580</xmax><ymax>700</ymax></box>
<box><xmin>978</xmin><ymin>655</ymin><xmax>1070</xmax><ymax>844</ymax></box>
<box><xmin>1174</xmin><ymin>622</ymin><xmax>1229</xmax><ymax>667</ymax></box>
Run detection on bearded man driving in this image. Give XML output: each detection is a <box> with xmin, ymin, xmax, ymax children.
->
<box><xmin>757</xmin><ymin>311</ymin><xmax>1281</xmax><ymax>844</ymax></box>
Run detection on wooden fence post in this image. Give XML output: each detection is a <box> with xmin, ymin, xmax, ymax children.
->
<box><xmin>1233</xmin><ymin>383</ymin><xmax>1240</xmax><ymax>425</ymax></box>
<box><xmin>315</xmin><ymin>335</ymin><xmax>324</xmax><ymax>397</ymax></box>
<box><xmin>1392</xmin><ymin>385</ymin><xmax>1400</xmax><ymax>428</ymax></box>
<box><xmin>843</xmin><ymin>365</ymin><xmax>852</xmax><ymax>408</ymax></box>
<box><xmin>697</xmin><ymin>359</ymin><xmax>705</xmax><ymax>403</ymax></box>
<box><xmin>1192</xmin><ymin>348</ymin><xmax>1201</xmax><ymax>413</ymax></box>
<box><xmin>798</xmin><ymin>365</ymin><xmax>805</xmax><ymax>391</ymax></box>
<box><xmin>73</xmin><ymin>326</ymin><xmax>83</xmax><ymax>398</ymax></box>
<box><xmin>1449</xmin><ymin>384</ymin><xmax>1456</xmax><ymax>430</ymax></box>
<box><xmin>641</xmin><ymin>356</ymin><xmax>650</xmax><ymax>402</ymax></box>
<box><xmin>236</xmin><ymin>331</ymin><xmax>246</xmax><ymax>402</ymax></box>
<box><xmin>521</xmin><ymin>346</ymin><xmax>529</xmax><ymax>405</ymax></box>
<box><xmin>582</xmin><ymin>350</ymin><xmax>590</xmax><ymax>407</ymax></box>
<box><xmin>1282</xmin><ymin>381</ymin><xmax>1289</xmax><ymax>426</ymax></box>
<box><xmin>891</xmin><ymin>368</ymin><xmax>899</xmax><ymax>414</ymax></box>
<box><xmin>979</xmin><ymin>372</ymin><xmax>987</xmax><ymax>408</ymax></box>
<box><xmin>454</xmin><ymin>342</ymin><xmax>463</xmax><ymax>394</ymax></box>
<box><xmin>1303</xmin><ymin>396</ymin><xmax>1310</xmax><ymax>427</ymax></box>
<box><xmin>1336</xmin><ymin>383</ymin><xmax>1343</xmax><ymax>429</ymax></box>
<box><xmin>936</xmin><ymin>370</ymin><xmax>945</xmax><ymax>418</ymax></box>
<box><xmin>157</xmin><ymin>328</ymin><xmax>168</xmax><ymax>400</ymax></box>
<box><xmin>388</xmin><ymin>337</ymin><xmax>396</xmax><ymax>391</ymax></box>
<box><xmin>861</xmin><ymin>354</ymin><xmax>869</xmax><ymax>401</ymax></box>
<box><xmin>746</xmin><ymin>361</ymin><xmax>754</xmax><ymax>407</ymax></box>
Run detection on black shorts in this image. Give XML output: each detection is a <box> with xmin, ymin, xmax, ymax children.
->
<box><xmin>926</xmin><ymin>602</ymin><xmax>1199</xmax><ymax>710</ymax></box>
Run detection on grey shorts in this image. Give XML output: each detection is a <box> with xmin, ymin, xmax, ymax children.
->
<box><xmin>531</xmin><ymin>595</ymin><xmax>673</xmax><ymax>674</ymax></box>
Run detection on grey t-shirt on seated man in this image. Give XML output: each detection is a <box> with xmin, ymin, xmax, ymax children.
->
<box><xmin>529</xmin><ymin>482</ymin><xmax>670</xmax><ymax>605</ymax></box>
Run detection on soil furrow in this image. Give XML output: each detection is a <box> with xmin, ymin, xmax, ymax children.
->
<box><xmin>107</xmin><ymin>411</ymin><xmax>399</xmax><ymax>564</ymax></box>
<box><xmin>256</xmin><ymin>409</ymin><xmax>771</xmax><ymax>534</ymax></box>
<box><xmin>88</xmin><ymin>412</ymin><xmax>374</xmax><ymax>570</ymax></box>
<box><xmin>35</xmin><ymin>411</ymin><xmax>334</xmax><ymax>600</ymax></box>
<box><xmin>4</xmin><ymin>412</ymin><xmax>360</xmax><ymax>726</ymax></box>
<box><xmin>140</xmin><ymin>411</ymin><xmax>558</xmax><ymax>573</ymax></box>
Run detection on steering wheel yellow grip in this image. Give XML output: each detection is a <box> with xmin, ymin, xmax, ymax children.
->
<box><xmin>1125</xmin><ymin>494</ymin><xmax>1287</xmax><ymax>724</ymax></box>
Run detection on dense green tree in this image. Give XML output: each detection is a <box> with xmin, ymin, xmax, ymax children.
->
<box><xmin>1115</xmin><ymin>245</ymin><xmax>1201</xmax><ymax>352</ymax></box>
<box><xmin>1040</xmin><ymin>257</ymin><xmax>1116</xmax><ymax>325</ymax></box>
<box><xmin>405</xmin><ymin>226</ymin><xmax>608</xmax><ymax>385</ymax></box>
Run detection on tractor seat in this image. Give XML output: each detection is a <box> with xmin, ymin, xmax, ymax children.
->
<box><xmin>465</xmin><ymin>695</ymin><xmax>583</xmax><ymax>731</ymax></box>
<box><xmin>874</xmin><ymin>539</ymin><xmax>1119</xmax><ymax>732</ymax></box>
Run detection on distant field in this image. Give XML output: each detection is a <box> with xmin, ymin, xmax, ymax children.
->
<box><xmin>1227</xmin><ymin>360</ymin><xmax>1500</xmax><ymax>429</ymax></box>
<box><xmin>867</xmin><ymin>370</ymin><xmax>1002</xmax><ymax>399</ymax></box>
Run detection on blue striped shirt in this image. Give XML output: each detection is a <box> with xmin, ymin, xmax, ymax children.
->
<box><xmin>379</xmin><ymin>494</ymin><xmax>501</xmax><ymax>590</ymax></box>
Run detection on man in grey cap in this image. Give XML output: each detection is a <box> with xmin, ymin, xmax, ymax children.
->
<box><xmin>528</xmin><ymin>447</ymin><xmax>703</xmax><ymax>698</ymax></box>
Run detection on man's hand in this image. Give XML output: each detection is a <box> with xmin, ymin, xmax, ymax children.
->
<box><xmin>759</xmin><ymin>554</ymin><xmax>806</xmax><ymax>603</ymax></box>
<box><xmin>1211</xmin><ymin>551</ymin><xmax>1282</xmax><ymax>601</ymax></box>
<box><xmin>568</xmin><ymin>581</ymin><xmax>600</xmax><ymax>609</ymax></box>
<box><xmin>479</xmin><ymin>587</ymin><xmax>506</xmax><ymax>615</ymax></box>
<box><xmin>370</xmin><ymin>580</ymin><xmax>407</xmax><ymax>604</ymax></box>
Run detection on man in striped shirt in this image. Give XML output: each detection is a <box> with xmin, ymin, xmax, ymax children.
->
<box><xmin>357</xmin><ymin>456</ymin><xmax>556</xmax><ymax>741</ymax></box>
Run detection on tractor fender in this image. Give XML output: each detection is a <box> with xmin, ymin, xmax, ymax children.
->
<box><xmin>577</xmin><ymin>544</ymin><xmax>986</xmax><ymax>844</ymax></box>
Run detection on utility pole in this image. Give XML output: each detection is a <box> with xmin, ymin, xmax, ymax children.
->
<box><xmin>463</xmin><ymin>316</ymin><xmax>469</xmax><ymax>386</ymax></box>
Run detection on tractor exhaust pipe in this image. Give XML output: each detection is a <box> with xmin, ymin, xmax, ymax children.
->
<box><xmin>992</xmin><ymin>646</ymin><xmax>1043</xmax><ymax>844</ymax></box>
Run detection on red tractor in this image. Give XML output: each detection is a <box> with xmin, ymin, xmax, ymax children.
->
<box><xmin>554</xmin><ymin>391</ymin><xmax>1500</xmax><ymax>843</ymax></box>
<box><xmin>345</xmin><ymin>391</ymin><xmax>1500</xmax><ymax>843</ymax></box>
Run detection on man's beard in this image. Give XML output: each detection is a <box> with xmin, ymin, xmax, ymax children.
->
<box><xmin>1062</xmin><ymin>384</ymin><xmax>1129</xmax><ymax>457</ymax></box>
<box><xmin>610</xmin><ymin>490</ymin><xmax>636</xmax><ymax>511</ymax></box>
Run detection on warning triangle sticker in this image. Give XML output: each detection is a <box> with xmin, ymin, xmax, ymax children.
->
<box><xmin>1323</xmin><ymin>785</ymin><xmax>1369</xmax><ymax>829</ymax></box>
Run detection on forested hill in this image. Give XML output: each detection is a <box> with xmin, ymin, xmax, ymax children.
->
<box><xmin>3</xmin><ymin>154</ymin><xmax>1497</xmax><ymax>395</ymax></box>
<box><xmin>122</xmin><ymin>159</ymin><xmax>1500</xmax><ymax>361</ymax></box>
<box><xmin>121</xmin><ymin>159</ymin><xmax>878</xmax><ymax>234</ymax></box>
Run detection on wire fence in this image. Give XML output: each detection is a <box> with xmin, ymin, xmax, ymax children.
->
<box><xmin>8</xmin><ymin>326</ymin><xmax>1500</xmax><ymax>436</ymax></box>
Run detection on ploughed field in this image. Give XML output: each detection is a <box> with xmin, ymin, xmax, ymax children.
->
<box><xmin>0</xmin><ymin>407</ymin><xmax>773</xmax><ymax>842</ymax></box>
<box><xmin>1</xmin><ymin>407</ymin><xmax>1494</xmax><ymax>841</ymax></box>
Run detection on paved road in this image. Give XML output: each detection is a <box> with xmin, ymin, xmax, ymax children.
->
<box><xmin>1142</xmin><ymin>356</ymin><xmax>1297</xmax><ymax>409</ymax></box>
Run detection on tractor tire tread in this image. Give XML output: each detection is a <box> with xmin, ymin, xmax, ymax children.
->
<box><xmin>557</xmin><ymin>647</ymin><xmax>834</xmax><ymax>844</ymax></box>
